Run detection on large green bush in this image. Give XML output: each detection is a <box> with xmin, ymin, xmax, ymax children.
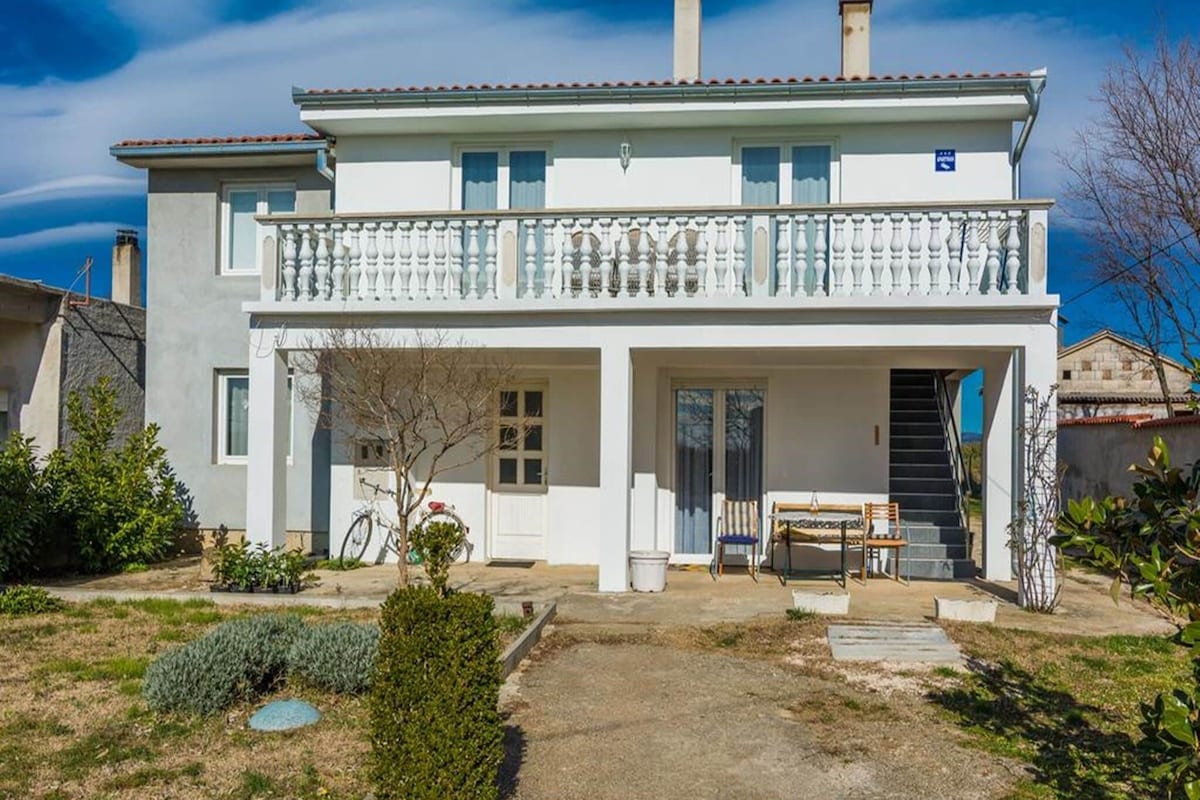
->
<box><xmin>370</xmin><ymin>587</ymin><xmax>503</xmax><ymax>800</ymax></box>
<box><xmin>45</xmin><ymin>378</ymin><xmax>184</xmax><ymax>574</ymax></box>
<box><xmin>287</xmin><ymin>622</ymin><xmax>379</xmax><ymax>694</ymax></box>
<box><xmin>0</xmin><ymin>434</ymin><xmax>47</xmax><ymax>580</ymax></box>
<box><xmin>143</xmin><ymin>614</ymin><xmax>303</xmax><ymax>714</ymax></box>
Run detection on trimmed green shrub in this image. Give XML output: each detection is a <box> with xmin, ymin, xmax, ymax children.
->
<box><xmin>409</xmin><ymin>520</ymin><xmax>465</xmax><ymax>597</ymax></box>
<box><xmin>142</xmin><ymin>614</ymin><xmax>303</xmax><ymax>714</ymax></box>
<box><xmin>370</xmin><ymin>587</ymin><xmax>503</xmax><ymax>800</ymax></box>
<box><xmin>0</xmin><ymin>434</ymin><xmax>48</xmax><ymax>580</ymax></box>
<box><xmin>287</xmin><ymin>622</ymin><xmax>379</xmax><ymax>694</ymax></box>
<box><xmin>45</xmin><ymin>378</ymin><xmax>184</xmax><ymax>574</ymax></box>
<box><xmin>0</xmin><ymin>586</ymin><xmax>65</xmax><ymax>616</ymax></box>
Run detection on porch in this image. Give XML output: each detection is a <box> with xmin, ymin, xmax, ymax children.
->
<box><xmin>241</xmin><ymin>321</ymin><xmax>1058</xmax><ymax>592</ymax></box>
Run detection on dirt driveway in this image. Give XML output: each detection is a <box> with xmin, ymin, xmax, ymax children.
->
<box><xmin>501</xmin><ymin>635</ymin><xmax>1018</xmax><ymax>800</ymax></box>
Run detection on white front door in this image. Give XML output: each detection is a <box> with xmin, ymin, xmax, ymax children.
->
<box><xmin>488</xmin><ymin>386</ymin><xmax>548</xmax><ymax>561</ymax></box>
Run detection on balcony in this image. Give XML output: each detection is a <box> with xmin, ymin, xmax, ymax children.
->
<box><xmin>256</xmin><ymin>200</ymin><xmax>1052</xmax><ymax>312</ymax></box>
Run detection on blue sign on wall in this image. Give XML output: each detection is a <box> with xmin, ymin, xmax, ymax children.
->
<box><xmin>935</xmin><ymin>149</ymin><xmax>957</xmax><ymax>172</ymax></box>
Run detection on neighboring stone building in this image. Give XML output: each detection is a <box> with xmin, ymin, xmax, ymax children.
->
<box><xmin>1057</xmin><ymin>330</ymin><xmax>1193</xmax><ymax>421</ymax></box>
<box><xmin>0</xmin><ymin>231</ymin><xmax>146</xmax><ymax>452</ymax></box>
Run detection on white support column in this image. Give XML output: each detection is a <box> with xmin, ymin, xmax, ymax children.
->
<box><xmin>246</xmin><ymin>340</ymin><xmax>289</xmax><ymax>549</ymax></box>
<box><xmin>1019</xmin><ymin>324</ymin><xmax>1060</xmax><ymax>605</ymax></box>
<box><xmin>598</xmin><ymin>344</ymin><xmax>633</xmax><ymax>592</ymax></box>
<box><xmin>981</xmin><ymin>350</ymin><xmax>1016</xmax><ymax>581</ymax></box>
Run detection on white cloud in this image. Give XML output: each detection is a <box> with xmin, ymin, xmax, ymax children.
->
<box><xmin>0</xmin><ymin>222</ymin><xmax>142</xmax><ymax>255</ymax></box>
<box><xmin>0</xmin><ymin>174</ymin><xmax>144</xmax><ymax>208</ymax></box>
<box><xmin>0</xmin><ymin>0</ymin><xmax>1125</xmax><ymax>203</ymax></box>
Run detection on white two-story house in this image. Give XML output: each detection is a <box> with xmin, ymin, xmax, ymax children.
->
<box><xmin>113</xmin><ymin>0</ymin><xmax>1057</xmax><ymax>593</ymax></box>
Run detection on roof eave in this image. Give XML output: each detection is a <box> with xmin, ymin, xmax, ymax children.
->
<box><xmin>110</xmin><ymin>139</ymin><xmax>328</xmax><ymax>162</ymax></box>
<box><xmin>292</xmin><ymin>75</ymin><xmax>1038</xmax><ymax>110</ymax></box>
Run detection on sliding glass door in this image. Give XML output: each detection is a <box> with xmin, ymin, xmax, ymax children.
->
<box><xmin>674</xmin><ymin>386</ymin><xmax>765</xmax><ymax>558</ymax></box>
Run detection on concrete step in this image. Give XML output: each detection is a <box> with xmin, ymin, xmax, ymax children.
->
<box><xmin>889</xmin><ymin>477</ymin><xmax>957</xmax><ymax>495</ymax></box>
<box><xmin>890</xmin><ymin>410</ymin><xmax>942</xmax><ymax>424</ymax></box>
<box><xmin>891</xmin><ymin>387</ymin><xmax>937</xmax><ymax>401</ymax></box>
<box><xmin>890</xmin><ymin>422</ymin><xmax>945</xmax><ymax>437</ymax></box>
<box><xmin>891</xmin><ymin>463</ymin><xmax>954</xmax><ymax>480</ymax></box>
<box><xmin>905</xmin><ymin>542</ymin><xmax>969</xmax><ymax>561</ymax></box>
<box><xmin>901</xmin><ymin>508</ymin><xmax>963</xmax><ymax>526</ymax></box>
<box><xmin>828</xmin><ymin>623</ymin><xmax>963</xmax><ymax>664</ymax></box>
<box><xmin>891</xmin><ymin>492</ymin><xmax>959</xmax><ymax>511</ymax></box>
<box><xmin>902</xmin><ymin>524</ymin><xmax>969</xmax><ymax>545</ymax></box>
<box><xmin>890</xmin><ymin>449</ymin><xmax>953</xmax><ymax>466</ymax></box>
<box><xmin>891</xmin><ymin>398</ymin><xmax>939</xmax><ymax>412</ymax></box>
<box><xmin>905</xmin><ymin>557</ymin><xmax>977</xmax><ymax>581</ymax></box>
<box><xmin>890</xmin><ymin>435</ymin><xmax>947</xmax><ymax>450</ymax></box>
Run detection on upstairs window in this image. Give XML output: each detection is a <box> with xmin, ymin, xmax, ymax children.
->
<box><xmin>221</xmin><ymin>184</ymin><xmax>295</xmax><ymax>275</ymax></box>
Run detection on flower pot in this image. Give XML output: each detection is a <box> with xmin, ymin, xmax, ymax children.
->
<box><xmin>934</xmin><ymin>597</ymin><xmax>997</xmax><ymax>623</ymax></box>
<box><xmin>792</xmin><ymin>590</ymin><xmax>850</xmax><ymax>616</ymax></box>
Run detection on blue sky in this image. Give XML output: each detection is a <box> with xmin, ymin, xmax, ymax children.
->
<box><xmin>2</xmin><ymin>0</ymin><xmax>1196</xmax><ymax>431</ymax></box>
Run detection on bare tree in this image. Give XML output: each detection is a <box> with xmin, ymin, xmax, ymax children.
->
<box><xmin>1061</xmin><ymin>35</ymin><xmax>1200</xmax><ymax>410</ymax></box>
<box><xmin>295</xmin><ymin>328</ymin><xmax>514</xmax><ymax>586</ymax></box>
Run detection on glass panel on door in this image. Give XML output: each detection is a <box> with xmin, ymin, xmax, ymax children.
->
<box><xmin>675</xmin><ymin>389</ymin><xmax>714</xmax><ymax>555</ymax></box>
<box><xmin>724</xmin><ymin>389</ymin><xmax>765</xmax><ymax>504</ymax></box>
<box><xmin>741</xmin><ymin>147</ymin><xmax>780</xmax><ymax>297</ymax></box>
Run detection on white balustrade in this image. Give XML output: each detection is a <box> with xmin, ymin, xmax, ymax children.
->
<box><xmin>266</xmin><ymin>203</ymin><xmax>1043</xmax><ymax>305</ymax></box>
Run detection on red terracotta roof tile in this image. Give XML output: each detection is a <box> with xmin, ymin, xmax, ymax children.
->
<box><xmin>113</xmin><ymin>133</ymin><xmax>323</xmax><ymax>147</ymax></box>
<box><xmin>1133</xmin><ymin>415</ymin><xmax>1200</xmax><ymax>429</ymax></box>
<box><xmin>1059</xmin><ymin>415</ymin><xmax>1155</xmax><ymax>427</ymax></box>
<box><xmin>297</xmin><ymin>72</ymin><xmax>1029</xmax><ymax>96</ymax></box>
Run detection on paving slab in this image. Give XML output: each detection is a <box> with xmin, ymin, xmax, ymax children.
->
<box><xmin>828</xmin><ymin>622</ymin><xmax>962</xmax><ymax>664</ymax></box>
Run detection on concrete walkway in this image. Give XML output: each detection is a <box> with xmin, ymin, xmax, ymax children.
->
<box><xmin>827</xmin><ymin>623</ymin><xmax>963</xmax><ymax>664</ymax></box>
<box><xmin>35</xmin><ymin>558</ymin><xmax>1174</xmax><ymax>636</ymax></box>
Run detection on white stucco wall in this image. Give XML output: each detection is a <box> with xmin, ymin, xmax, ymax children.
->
<box><xmin>0</xmin><ymin>317</ymin><xmax>62</xmax><ymax>451</ymax></box>
<box><xmin>333</xmin><ymin>120</ymin><xmax>1014</xmax><ymax>214</ymax></box>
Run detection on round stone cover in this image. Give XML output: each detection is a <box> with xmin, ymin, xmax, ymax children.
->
<box><xmin>248</xmin><ymin>699</ymin><xmax>321</xmax><ymax>731</ymax></box>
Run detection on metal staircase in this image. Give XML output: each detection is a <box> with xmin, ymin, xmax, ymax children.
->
<box><xmin>889</xmin><ymin>369</ymin><xmax>976</xmax><ymax>580</ymax></box>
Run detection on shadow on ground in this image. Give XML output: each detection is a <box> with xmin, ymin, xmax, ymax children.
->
<box><xmin>499</xmin><ymin>721</ymin><xmax>526</xmax><ymax>799</ymax></box>
<box><xmin>927</xmin><ymin>657</ymin><xmax>1153</xmax><ymax>798</ymax></box>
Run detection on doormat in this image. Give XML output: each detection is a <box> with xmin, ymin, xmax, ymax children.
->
<box><xmin>486</xmin><ymin>559</ymin><xmax>536</xmax><ymax>569</ymax></box>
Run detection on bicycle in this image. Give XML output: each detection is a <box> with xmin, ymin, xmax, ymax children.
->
<box><xmin>340</xmin><ymin>479</ymin><xmax>471</xmax><ymax>566</ymax></box>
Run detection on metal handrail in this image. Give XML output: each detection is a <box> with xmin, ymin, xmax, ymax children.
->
<box><xmin>933</xmin><ymin>372</ymin><xmax>972</xmax><ymax>533</ymax></box>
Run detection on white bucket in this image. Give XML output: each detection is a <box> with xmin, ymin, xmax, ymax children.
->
<box><xmin>629</xmin><ymin>550</ymin><xmax>670</xmax><ymax>592</ymax></box>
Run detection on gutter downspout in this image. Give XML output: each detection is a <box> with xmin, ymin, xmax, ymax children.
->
<box><xmin>316</xmin><ymin>143</ymin><xmax>335</xmax><ymax>183</ymax></box>
<box><xmin>1010</xmin><ymin>69</ymin><xmax>1047</xmax><ymax>199</ymax></box>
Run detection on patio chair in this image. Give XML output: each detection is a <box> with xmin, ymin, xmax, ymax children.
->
<box><xmin>714</xmin><ymin>499</ymin><xmax>760</xmax><ymax>580</ymax></box>
<box><xmin>861</xmin><ymin>502</ymin><xmax>909</xmax><ymax>584</ymax></box>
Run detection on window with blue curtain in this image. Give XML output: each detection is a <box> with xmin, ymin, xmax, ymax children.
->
<box><xmin>510</xmin><ymin>151</ymin><xmax>547</xmax><ymax>296</ymax></box>
<box><xmin>461</xmin><ymin>152</ymin><xmax>498</xmax><ymax>297</ymax></box>
<box><xmin>792</xmin><ymin>146</ymin><xmax>832</xmax><ymax>295</ymax></box>
<box><xmin>741</xmin><ymin>147</ymin><xmax>780</xmax><ymax>296</ymax></box>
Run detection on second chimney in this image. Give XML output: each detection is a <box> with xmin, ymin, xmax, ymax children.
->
<box><xmin>674</xmin><ymin>0</ymin><xmax>701</xmax><ymax>82</ymax></box>
<box><xmin>112</xmin><ymin>229</ymin><xmax>142</xmax><ymax>307</ymax></box>
<box><xmin>840</xmin><ymin>0</ymin><xmax>873</xmax><ymax>79</ymax></box>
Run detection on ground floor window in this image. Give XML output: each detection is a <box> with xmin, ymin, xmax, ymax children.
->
<box><xmin>216</xmin><ymin>370</ymin><xmax>293</xmax><ymax>463</ymax></box>
<box><xmin>495</xmin><ymin>387</ymin><xmax>546</xmax><ymax>489</ymax></box>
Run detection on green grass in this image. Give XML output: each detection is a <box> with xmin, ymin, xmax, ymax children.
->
<box><xmin>233</xmin><ymin>770</ymin><xmax>278</xmax><ymax>799</ymax></box>
<box><xmin>39</xmin><ymin>655</ymin><xmax>149</xmax><ymax>681</ymax></box>
<box><xmin>930</xmin><ymin>625</ymin><xmax>1191</xmax><ymax>799</ymax></box>
<box><xmin>52</xmin><ymin>722</ymin><xmax>159</xmax><ymax>780</ymax></box>
<box><xmin>495</xmin><ymin>613</ymin><xmax>530</xmax><ymax>638</ymax></box>
<box><xmin>786</xmin><ymin>607</ymin><xmax>817</xmax><ymax>622</ymax></box>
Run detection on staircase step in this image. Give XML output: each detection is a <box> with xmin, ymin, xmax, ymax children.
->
<box><xmin>890</xmin><ymin>477</ymin><xmax>957</xmax><ymax>495</ymax></box>
<box><xmin>891</xmin><ymin>492</ymin><xmax>959</xmax><ymax>511</ymax></box>
<box><xmin>901</xmin><ymin>509</ymin><xmax>963</xmax><ymax>526</ymax></box>
<box><xmin>904</xmin><ymin>558</ymin><xmax>977</xmax><ymax>581</ymax></box>
<box><xmin>905</xmin><ymin>542</ymin><xmax>969</xmax><ymax>560</ymax></box>
<box><xmin>890</xmin><ymin>449</ymin><xmax>953</xmax><ymax>466</ymax></box>
<box><xmin>891</xmin><ymin>399</ymin><xmax>939</xmax><ymax>412</ymax></box>
<box><xmin>890</xmin><ymin>463</ymin><xmax>954</xmax><ymax>479</ymax></box>
<box><xmin>890</xmin><ymin>422</ymin><xmax>945</xmax><ymax>437</ymax></box>
<box><xmin>902</xmin><ymin>524</ymin><xmax>969</xmax><ymax>545</ymax></box>
<box><xmin>890</xmin><ymin>435</ymin><xmax>947</xmax><ymax>450</ymax></box>
<box><xmin>890</xmin><ymin>410</ymin><xmax>942</xmax><ymax>423</ymax></box>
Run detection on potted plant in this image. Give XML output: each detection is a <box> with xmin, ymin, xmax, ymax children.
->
<box><xmin>277</xmin><ymin>548</ymin><xmax>310</xmax><ymax>594</ymax></box>
<box><xmin>208</xmin><ymin>542</ymin><xmax>242</xmax><ymax>591</ymax></box>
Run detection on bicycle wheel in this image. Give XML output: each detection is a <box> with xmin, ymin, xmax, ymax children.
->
<box><xmin>419</xmin><ymin>509</ymin><xmax>470</xmax><ymax>563</ymax></box>
<box><xmin>340</xmin><ymin>513</ymin><xmax>373</xmax><ymax>563</ymax></box>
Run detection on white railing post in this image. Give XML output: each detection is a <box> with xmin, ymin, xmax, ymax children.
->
<box><xmin>1005</xmin><ymin>210</ymin><xmax>1023</xmax><ymax>296</ymax></box>
<box><xmin>298</xmin><ymin>225</ymin><xmax>315</xmax><ymax>301</ymax></box>
<box><xmin>673</xmin><ymin>216</ymin><xmax>689</xmax><ymax>299</ymax></box>
<box><xmin>887</xmin><ymin>213</ymin><xmax>904</xmax><ymax>295</ymax></box>
<box><xmin>775</xmin><ymin>214</ymin><xmax>792</xmax><ymax>298</ymax></box>
<box><xmin>363</xmin><ymin>222</ymin><xmax>379</xmax><ymax>301</ymax></box>
<box><xmin>560</xmin><ymin>218</ymin><xmax>576</xmax><ymax>298</ymax></box>
<box><xmin>635</xmin><ymin>217</ymin><xmax>651</xmax><ymax>298</ymax></box>
<box><xmin>908</xmin><ymin>212</ymin><xmax>923</xmax><ymax>296</ymax></box>
<box><xmin>281</xmin><ymin>224</ymin><xmax>297</xmax><ymax>302</ymax></box>
<box><xmin>313</xmin><ymin>223</ymin><xmax>330</xmax><ymax>302</ymax></box>
<box><xmin>1026</xmin><ymin>207</ymin><xmax>1048</xmax><ymax>296</ymax></box>
<box><xmin>415</xmin><ymin>221</ymin><xmax>431</xmax><ymax>300</ymax></box>
<box><xmin>850</xmin><ymin>214</ymin><xmax>866</xmax><ymax>295</ymax></box>
<box><xmin>448</xmin><ymin>220</ymin><xmax>464</xmax><ymax>299</ymax></box>
<box><xmin>812</xmin><ymin>215</ymin><xmax>828</xmax><ymax>297</ymax></box>
<box><xmin>397</xmin><ymin>221</ymin><xmax>414</xmax><ymax>300</ymax></box>
<box><xmin>694</xmin><ymin>216</ymin><xmax>709</xmax><ymax>296</ymax></box>
<box><xmin>578</xmin><ymin>218</ymin><xmax>595</xmax><ymax>297</ymax></box>
<box><xmin>869</xmin><ymin>213</ymin><xmax>885</xmax><ymax>296</ymax></box>
<box><xmin>654</xmin><ymin>216</ymin><xmax>670</xmax><ymax>296</ymax></box>
<box><xmin>380</xmin><ymin>222</ymin><xmax>397</xmax><ymax>300</ymax></box>
<box><xmin>985</xmin><ymin>211</ymin><xmax>1002</xmax><ymax>295</ymax></box>
<box><xmin>524</xmin><ymin>219</ymin><xmax>539</xmax><ymax>298</ymax></box>
<box><xmin>714</xmin><ymin>218</ymin><xmax>729</xmax><ymax>297</ymax></box>
<box><xmin>542</xmin><ymin>217</ymin><xmax>558</xmax><ymax>299</ymax></box>
<box><xmin>794</xmin><ymin>214</ymin><xmax>808</xmax><ymax>298</ymax></box>
<box><xmin>432</xmin><ymin>221</ymin><xmax>448</xmax><ymax>300</ymax></box>
<box><xmin>946</xmin><ymin>212</ymin><xmax>964</xmax><ymax>295</ymax></box>
<box><xmin>598</xmin><ymin>217</ymin><xmax>613</xmax><ymax>297</ymax></box>
<box><xmin>329</xmin><ymin>223</ymin><xmax>345</xmax><ymax>302</ymax></box>
<box><xmin>927</xmin><ymin>213</ymin><xmax>944</xmax><ymax>295</ymax></box>
<box><xmin>965</xmin><ymin>213</ymin><xmax>983</xmax><ymax>295</ymax></box>
<box><xmin>464</xmin><ymin>220</ymin><xmax>480</xmax><ymax>299</ymax></box>
<box><xmin>484</xmin><ymin>220</ymin><xmax>499</xmax><ymax>299</ymax></box>
<box><xmin>617</xmin><ymin>219</ymin><xmax>632</xmax><ymax>298</ymax></box>
<box><xmin>830</xmin><ymin>214</ymin><xmax>847</xmax><ymax>296</ymax></box>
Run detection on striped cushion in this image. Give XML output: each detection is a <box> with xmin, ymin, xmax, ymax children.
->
<box><xmin>717</xmin><ymin>535</ymin><xmax>759</xmax><ymax>545</ymax></box>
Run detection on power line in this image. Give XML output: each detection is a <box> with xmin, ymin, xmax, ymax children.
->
<box><xmin>1060</xmin><ymin>227</ymin><xmax>1199</xmax><ymax>307</ymax></box>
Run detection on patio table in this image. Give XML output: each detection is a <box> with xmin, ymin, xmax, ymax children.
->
<box><xmin>769</xmin><ymin>510</ymin><xmax>865</xmax><ymax>587</ymax></box>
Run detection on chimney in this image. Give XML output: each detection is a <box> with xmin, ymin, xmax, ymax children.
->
<box><xmin>839</xmin><ymin>0</ymin><xmax>873</xmax><ymax>79</ymax></box>
<box><xmin>673</xmin><ymin>0</ymin><xmax>702</xmax><ymax>82</ymax></box>
<box><xmin>112</xmin><ymin>229</ymin><xmax>142</xmax><ymax>307</ymax></box>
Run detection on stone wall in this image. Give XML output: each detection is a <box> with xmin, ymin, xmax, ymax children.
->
<box><xmin>1060</xmin><ymin>419</ymin><xmax>1200</xmax><ymax>501</ymax></box>
<box><xmin>57</xmin><ymin>297</ymin><xmax>146</xmax><ymax>448</ymax></box>
<box><xmin>1059</xmin><ymin>336</ymin><xmax>1191</xmax><ymax>395</ymax></box>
